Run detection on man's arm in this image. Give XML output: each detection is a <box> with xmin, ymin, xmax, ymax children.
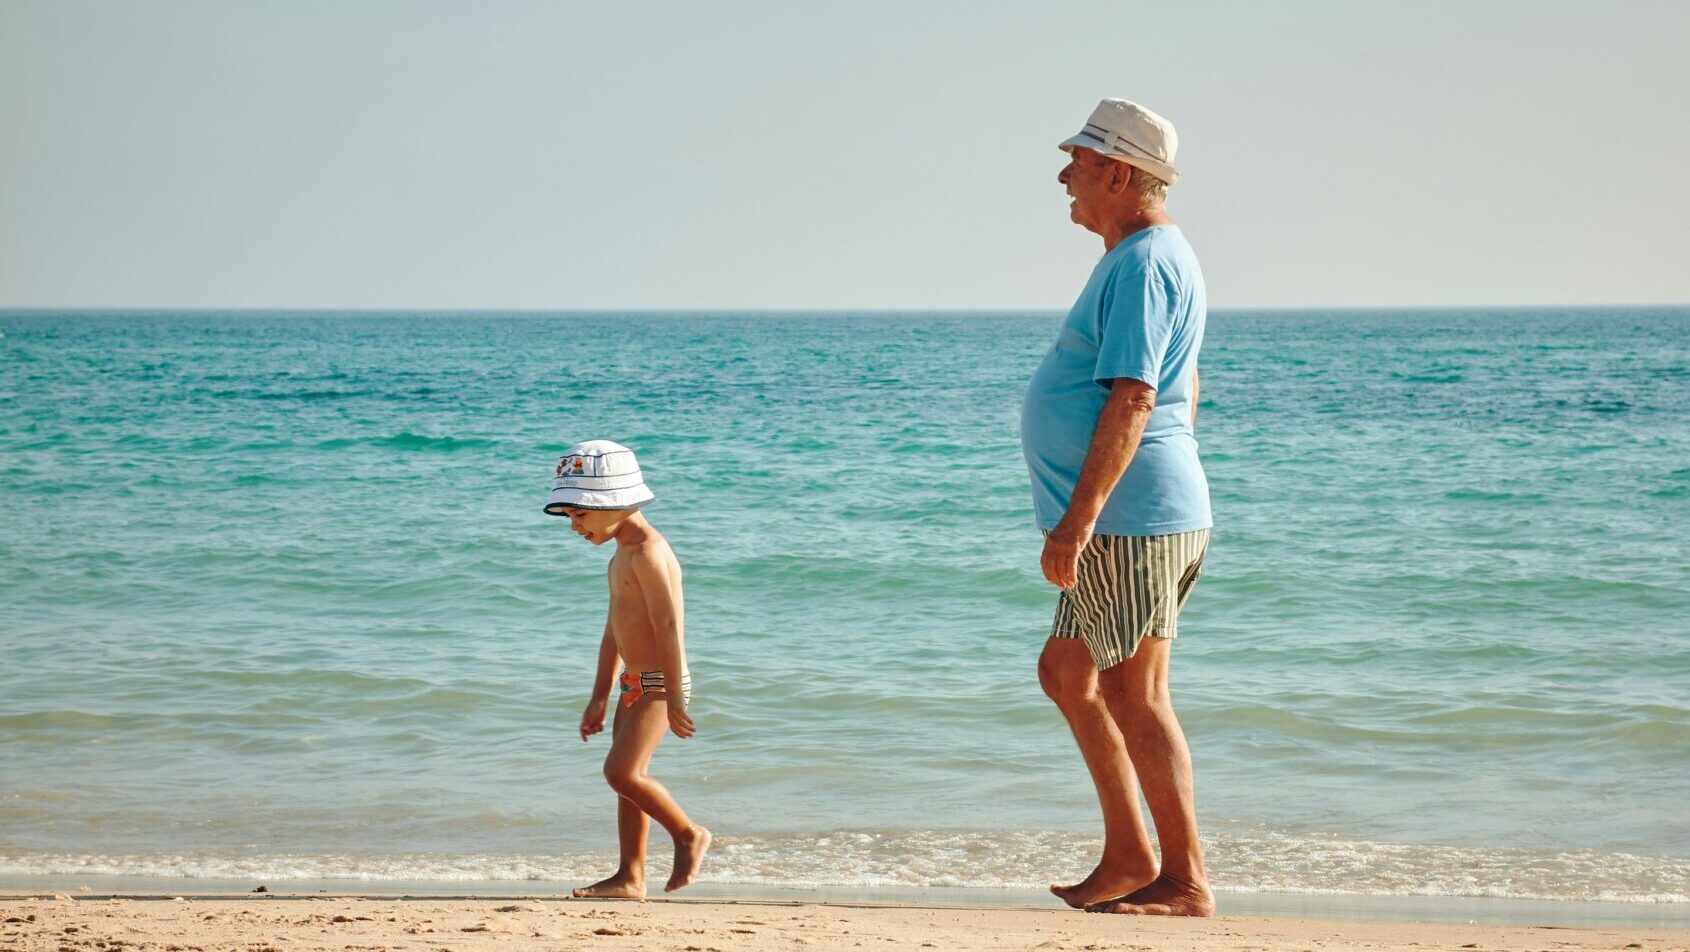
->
<box><xmin>1041</xmin><ymin>377</ymin><xmax>1157</xmax><ymax>589</ymax></box>
<box><xmin>1190</xmin><ymin>368</ymin><xmax>1199</xmax><ymax>428</ymax></box>
<box><xmin>632</xmin><ymin>549</ymin><xmax>695</xmax><ymax>738</ymax></box>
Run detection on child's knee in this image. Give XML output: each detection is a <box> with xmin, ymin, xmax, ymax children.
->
<box><xmin>603</xmin><ymin>762</ymin><xmax>642</xmax><ymax>797</ymax></box>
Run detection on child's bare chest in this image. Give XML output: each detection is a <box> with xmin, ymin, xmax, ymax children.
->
<box><xmin>606</xmin><ymin>557</ymin><xmax>657</xmax><ymax>657</ymax></box>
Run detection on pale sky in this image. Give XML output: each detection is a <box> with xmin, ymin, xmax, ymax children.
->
<box><xmin>3</xmin><ymin>0</ymin><xmax>1687</xmax><ymax>310</ymax></box>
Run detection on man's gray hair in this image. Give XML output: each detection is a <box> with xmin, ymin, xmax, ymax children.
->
<box><xmin>1130</xmin><ymin>165</ymin><xmax>1168</xmax><ymax>203</ymax></box>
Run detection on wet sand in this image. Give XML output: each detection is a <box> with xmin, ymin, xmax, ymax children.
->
<box><xmin>4</xmin><ymin>893</ymin><xmax>1688</xmax><ymax>952</ymax></box>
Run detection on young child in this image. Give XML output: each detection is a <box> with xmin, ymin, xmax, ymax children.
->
<box><xmin>544</xmin><ymin>439</ymin><xmax>710</xmax><ymax>898</ymax></box>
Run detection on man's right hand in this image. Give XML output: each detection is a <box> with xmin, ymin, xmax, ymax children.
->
<box><xmin>579</xmin><ymin>696</ymin><xmax>608</xmax><ymax>742</ymax></box>
<box><xmin>1042</xmin><ymin>517</ymin><xmax>1095</xmax><ymax>589</ymax></box>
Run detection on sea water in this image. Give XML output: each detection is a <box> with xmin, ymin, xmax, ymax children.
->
<box><xmin>1</xmin><ymin>309</ymin><xmax>1686</xmax><ymax>905</ymax></box>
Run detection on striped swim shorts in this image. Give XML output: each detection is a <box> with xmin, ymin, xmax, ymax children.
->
<box><xmin>1050</xmin><ymin>528</ymin><xmax>1211</xmax><ymax>670</ymax></box>
<box><xmin>618</xmin><ymin>668</ymin><xmax>693</xmax><ymax>708</ymax></box>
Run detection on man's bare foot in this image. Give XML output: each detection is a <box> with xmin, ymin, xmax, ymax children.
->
<box><xmin>664</xmin><ymin>825</ymin><xmax>711</xmax><ymax>892</ymax></box>
<box><xmin>1086</xmin><ymin>874</ymin><xmax>1214</xmax><ymax>917</ymax></box>
<box><xmin>1050</xmin><ymin>860</ymin><xmax>1157</xmax><ymax>909</ymax></box>
<box><xmin>571</xmin><ymin>872</ymin><xmax>645</xmax><ymax>900</ymax></box>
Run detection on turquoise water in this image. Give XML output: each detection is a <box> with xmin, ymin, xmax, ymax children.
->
<box><xmin>1</xmin><ymin>309</ymin><xmax>1687</xmax><ymax>903</ymax></box>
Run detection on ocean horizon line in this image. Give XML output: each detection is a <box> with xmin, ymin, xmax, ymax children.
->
<box><xmin>3</xmin><ymin>303</ymin><xmax>1689</xmax><ymax>318</ymax></box>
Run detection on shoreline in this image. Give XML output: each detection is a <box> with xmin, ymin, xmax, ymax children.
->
<box><xmin>4</xmin><ymin>895</ymin><xmax>1688</xmax><ymax>952</ymax></box>
<box><xmin>5</xmin><ymin>877</ymin><xmax>1690</xmax><ymax>929</ymax></box>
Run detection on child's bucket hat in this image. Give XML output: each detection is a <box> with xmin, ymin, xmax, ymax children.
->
<box><xmin>544</xmin><ymin>440</ymin><xmax>655</xmax><ymax>514</ymax></box>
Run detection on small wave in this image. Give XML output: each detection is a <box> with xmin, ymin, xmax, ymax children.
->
<box><xmin>1</xmin><ymin>829</ymin><xmax>1685</xmax><ymax>904</ymax></box>
<box><xmin>1545</xmin><ymin>397</ymin><xmax>1636</xmax><ymax>415</ymax></box>
<box><xmin>379</xmin><ymin>432</ymin><xmax>497</xmax><ymax>452</ymax></box>
<box><xmin>1441</xmin><ymin>489</ymin><xmax>1546</xmax><ymax>503</ymax></box>
<box><xmin>309</xmin><ymin>433</ymin><xmax>498</xmax><ymax>452</ymax></box>
<box><xmin>196</xmin><ymin>388</ymin><xmax>378</xmax><ymax>402</ymax></box>
<box><xmin>1650</xmin><ymin>468</ymin><xmax>1690</xmax><ymax>498</ymax></box>
<box><xmin>1584</xmin><ymin>399</ymin><xmax>1632</xmax><ymax>413</ymax></box>
<box><xmin>253</xmin><ymin>389</ymin><xmax>378</xmax><ymax>401</ymax></box>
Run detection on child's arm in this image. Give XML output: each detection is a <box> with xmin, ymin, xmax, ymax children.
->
<box><xmin>579</xmin><ymin>620</ymin><xmax>618</xmax><ymax>742</ymax></box>
<box><xmin>632</xmin><ymin>549</ymin><xmax>695</xmax><ymax>739</ymax></box>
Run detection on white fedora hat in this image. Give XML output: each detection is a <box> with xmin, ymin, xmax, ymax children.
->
<box><xmin>1058</xmin><ymin>98</ymin><xmax>1181</xmax><ymax>185</ymax></box>
<box><xmin>544</xmin><ymin>440</ymin><xmax>655</xmax><ymax>514</ymax></box>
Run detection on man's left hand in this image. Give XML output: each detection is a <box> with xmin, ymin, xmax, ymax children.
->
<box><xmin>1041</xmin><ymin>518</ymin><xmax>1094</xmax><ymax>589</ymax></box>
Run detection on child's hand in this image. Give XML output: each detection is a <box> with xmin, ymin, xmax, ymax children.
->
<box><xmin>580</xmin><ymin>696</ymin><xmax>608</xmax><ymax>742</ymax></box>
<box><xmin>667</xmin><ymin>701</ymin><xmax>696</xmax><ymax>739</ymax></box>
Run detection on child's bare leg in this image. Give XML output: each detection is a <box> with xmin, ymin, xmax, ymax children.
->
<box><xmin>615</xmin><ymin>795</ymin><xmax>650</xmax><ymax>879</ymax></box>
<box><xmin>574</xmin><ymin>704</ymin><xmax>649</xmax><ymax>899</ymax></box>
<box><xmin>666</xmin><ymin>812</ymin><xmax>711</xmax><ymax>893</ymax></box>
<box><xmin>602</xmin><ymin>693</ymin><xmax>711</xmax><ymax>893</ymax></box>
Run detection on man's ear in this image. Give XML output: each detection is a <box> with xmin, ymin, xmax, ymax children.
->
<box><xmin>1109</xmin><ymin>161</ymin><xmax>1132</xmax><ymax>194</ymax></box>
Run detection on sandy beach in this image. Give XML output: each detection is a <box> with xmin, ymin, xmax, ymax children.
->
<box><xmin>3</xmin><ymin>894</ymin><xmax>1688</xmax><ymax>952</ymax></box>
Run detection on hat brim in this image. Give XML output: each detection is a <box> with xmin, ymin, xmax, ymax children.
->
<box><xmin>544</xmin><ymin>484</ymin><xmax>655</xmax><ymax>515</ymax></box>
<box><xmin>1057</xmin><ymin>133</ymin><xmax>1180</xmax><ymax>185</ymax></box>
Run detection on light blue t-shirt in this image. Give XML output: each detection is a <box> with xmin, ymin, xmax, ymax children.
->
<box><xmin>1020</xmin><ymin>225</ymin><xmax>1211</xmax><ymax>536</ymax></box>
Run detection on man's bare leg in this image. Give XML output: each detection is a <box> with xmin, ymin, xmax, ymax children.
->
<box><xmin>1038</xmin><ymin>637</ymin><xmax>1159</xmax><ymax>908</ymax></box>
<box><xmin>1091</xmin><ymin>636</ymin><xmax>1213</xmax><ymax>917</ymax></box>
<box><xmin>575</xmin><ymin>704</ymin><xmax>650</xmax><ymax>899</ymax></box>
<box><xmin>601</xmin><ymin>694</ymin><xmax>711</xmax><ymax>894</ymax></box>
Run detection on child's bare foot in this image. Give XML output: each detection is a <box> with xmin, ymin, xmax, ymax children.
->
<box><xmin>1085</xmin><ymin>874</ymin><xmax>1214</xmax><ymax>917</ymax></box>
<box><xmin>664</xmin><ymin>825</ymin><xmax>711</xmax><ymax>892</ymax></box>
<box><xmin>1050</xmin><ymin>860</ymin><xmax>1157</xmax><ymax>909</ymax></box>
<box><xmin>571</xmin><ymin>872</ymin><xmax>645</xmax><ymax>900</ymax></box>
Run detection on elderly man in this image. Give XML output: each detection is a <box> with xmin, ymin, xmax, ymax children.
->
<box><xmin>1021</xmin><ymin>98</ymin><xmax>1214</xmax><ymax>918</ymax></box>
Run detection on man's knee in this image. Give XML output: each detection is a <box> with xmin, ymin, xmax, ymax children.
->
<box><xmin>1099</xmin><ymin>664</ymin><xmax>1170</xmax><ymax>721</ymax></box>
<box><xmin>1038</xmin><ymin>641</ymin><xmax>1099</xmax><ymax>707</ymax></box>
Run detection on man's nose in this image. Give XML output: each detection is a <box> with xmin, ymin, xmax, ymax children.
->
<box><xmin>1057</xmin><ymin>163</ymin><xmax>1071</xmax><ymax>185</ymax></box>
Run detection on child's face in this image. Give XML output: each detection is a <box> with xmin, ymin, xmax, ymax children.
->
<box><xmin>560</xmin><ymin>507</ymin><xmax>625</xmax><ymax>545</ymax></box>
